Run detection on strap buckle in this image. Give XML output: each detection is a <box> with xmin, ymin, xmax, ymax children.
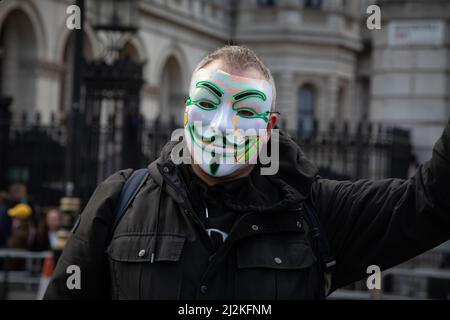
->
<box><xmin>206</xmin><ymin>228</ymin><xmax>229</xmax><ymax>242</ymax></box>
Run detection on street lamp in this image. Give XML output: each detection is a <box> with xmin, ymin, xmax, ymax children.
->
<box><xmin>92</xmin><ymin>0</ymin><xmax>138</xmax><ymax>32</ymax></box>
<box><xmin>67</xmin><ymin>0</ymin><xmax>139</xmax><ymax>196</ymax></box>
<box><xmin>62</xmin><ymin>0</ymin><xmax>142</xmax><ymax>248</ymax></box>
<box><xmin>79</xmin><ymin>0</ymin><xmax>143</xmax><ymax>203</ymax></box>
<box><xmin>91</xmin><ymin>0</ymin><xmax>139</xmax><ymax>63</ymax></box>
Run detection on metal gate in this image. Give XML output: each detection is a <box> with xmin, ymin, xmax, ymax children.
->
<box><xmin>75</xmin><ymin>57</ymin><xmax>144</xmax><ymax>202</ymax></box>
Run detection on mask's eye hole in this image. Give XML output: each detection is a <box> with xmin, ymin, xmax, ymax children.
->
<box><xmin>198</xmin><ymin>101</ymin><xmax>216</xmax><ymax>109</ymax></box>
<box><xmin>237</xmin><ymin>109</ymin><xmax>256</xmax><ymax>118</ymax></box>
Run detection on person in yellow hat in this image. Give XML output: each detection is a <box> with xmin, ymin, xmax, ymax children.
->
<box><xmin>7</xmin><ymin>203</ymin><xmax>32</xmax><ymax>220</ymax></box>
<box><xmin>7</xmin><ymin>203</ymin><xmax>34</xmax><ymax>251</ymax></box>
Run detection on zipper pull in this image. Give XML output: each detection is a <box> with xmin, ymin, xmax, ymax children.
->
<box><xmin>205</xmin><ymin>207</ymin><xmax>209</xmax><ymax>219</ymax></box>
<box><xmin>150</xmin><ymin>252</ymin><xmax>155</xmax><ymax>264</ymax></box>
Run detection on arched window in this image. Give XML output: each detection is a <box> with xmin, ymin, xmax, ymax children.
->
<box><xmin>297</xmin><ymin>84</ymin><xmax>316</xmax><ymax>139</ymax></box>
<box><xmin>160</xmin><ymin>56</ymin><xmax>184</xmax><ymax>127</ymax></box>
<box><xmin>0</xmin><ymin>10</ymin><xmax>38</xmax><ymax>120</ymax></box>
<box><xmin>119</xmin><ymin>41</ymin><xmax>141</xmax><ymax>63</ymax></box>
<box><xmin>60</xmin><ymin>33</ymin><xmax>93</xmax><ymax>116</ymax></box>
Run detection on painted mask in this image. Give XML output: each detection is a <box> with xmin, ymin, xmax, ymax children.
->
<box><xmin>184</xmin><ymin>68</ymin><xmax>273</xmax><ymax>177</ymax></box>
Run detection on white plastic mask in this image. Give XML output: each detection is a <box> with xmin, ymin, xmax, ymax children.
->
<box><xmin>184</xmin><ymin>68</ymin><xmax>273</xmax><ymax>176</ymax></box>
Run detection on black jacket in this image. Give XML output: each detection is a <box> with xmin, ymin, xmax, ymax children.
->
<box><xmin>44</xmin><ymin>120</ymin><xmax>450</xmax><ymax>299</ymax></box>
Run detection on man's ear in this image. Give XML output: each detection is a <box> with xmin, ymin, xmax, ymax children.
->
<box><xmin>266</xmin><ymin>113</ymin><xmax>278</xmax><ymax>137</ymax></box>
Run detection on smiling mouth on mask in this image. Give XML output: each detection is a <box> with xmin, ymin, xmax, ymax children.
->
<box><xmin>188</xmin><ymin>124</ymin><xmax>260</xmax><ymax>159</ymax></box>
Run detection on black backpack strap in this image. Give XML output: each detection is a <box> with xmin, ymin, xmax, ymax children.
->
<box><xmin>303</xmin><ymin>201</ymin><xmax>336</xmax><ymax>274</ymax></box>
<box><xmin>112</xmin><ymin>168</ymin><xmax>150</xmax><ymax>230</ymax></box>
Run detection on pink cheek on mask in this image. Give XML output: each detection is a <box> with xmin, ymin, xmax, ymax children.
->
<box><xmin>233</xmin><ymin>116</ymin><xmax>239</xmax><ymax>126</ymax></box>
<box><xmin>227</xmin><ymin>88</ymin><xmax>240</xmax><ymax>95</ymax></box>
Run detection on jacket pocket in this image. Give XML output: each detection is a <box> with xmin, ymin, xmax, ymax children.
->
<box><xmin>107</xmin><ymin>233</ymin><xmax>185</xmax><ymax>299</ymax></box>
<box><xmin>235</xmin><ymin>234</ymin><xmax>319</xmax><ymax>299</ymax></box>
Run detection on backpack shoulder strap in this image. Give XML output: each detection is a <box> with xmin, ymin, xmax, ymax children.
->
<box><xmin>303</xmin><ymin>200</ymin><xmax>336</xmax><ymax>274</ymax></box>
<box><xmin>112</xmin><ymin>168</ymin><xmax>150</xmax><ymax>230</ymax></box>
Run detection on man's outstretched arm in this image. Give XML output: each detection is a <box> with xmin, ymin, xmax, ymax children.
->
<box><xmin>44</xmin><ymin>169</ymin><xmax>132</xmax><ymax>299</ymax></box>
<box><xmin>311</xmin><ymin>118</ymin><xmax>450</xmax><ymax>293</ymax></box>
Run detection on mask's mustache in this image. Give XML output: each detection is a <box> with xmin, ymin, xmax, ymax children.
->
<box><xmin>202</xmin><ymin>135</ymin><xmax>240</xmax><ymax>149</ymax></box>
<box><xmin>208</xmin><ymin>138</ymin><xmax>252</xmax><ymax>162</ymax></box>
<box><xmin>189</xmin><ymin>124</ymin><xmax>261</xmax><ymax>157</ymax></box>
<box><xmin>203</xmin><ymin>134</ymin><xmax>257</xmax><ymax>152</ymax></box>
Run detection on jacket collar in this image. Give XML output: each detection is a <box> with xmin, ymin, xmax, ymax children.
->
<box><xmin>147</xmin><ymin>129</ymin><xmax>318</xmax><ymax>209</ymax></box>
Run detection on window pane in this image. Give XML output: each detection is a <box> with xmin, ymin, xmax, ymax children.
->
<box><xmin>298</xmin><ymin>85</ymin><xmax>316</xmax><ymax>139</ymax></box>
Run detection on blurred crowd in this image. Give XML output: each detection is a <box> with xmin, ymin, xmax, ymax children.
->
<box><xmin>0</xmin><ymin>183</ymin><xmax>61</xmax><ymax>256</ymax></box>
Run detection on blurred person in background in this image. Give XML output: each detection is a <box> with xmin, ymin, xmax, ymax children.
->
<box><xmin>5</xmin><ymin>202</ymin><xmax>34</xmax><ymax>270</ymax></box>
<box><xmin>5</xmin><ymin>183</ymin><xmax>35</xmax><ymax>248</ymax></box>
<box><xmin>1</xmin><ymin>184</ymin><xmax>32</xmax><ymax>249</ymax></box>
<box><xmin>3</xmin><ymin>184</ymin><xmax>35</xmax><ymax>270</ymax></box>
<box><xmin>6</xmin><ymin>203</ymin><xmax>34</xmax><ymax>251</ymax></box>
<box><xmin>33</xmin><ymin>207</ymin><xmax>61</xmax><ymax>252</ymax></box>
<box><xmin>34</xmin><ymin>207</ymin><xmax>62</xmax><ymax>299</ymax></box>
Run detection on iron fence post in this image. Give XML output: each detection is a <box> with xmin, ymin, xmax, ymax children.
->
<box><xmin>65</xmin><ymin>0</ymin><xmax>85</xmax><ymax>198</ymax></box>
<box><xmin>0</xmin><ymin>96</ymin><xmax>12</xmax><ymax>191</ymax></box>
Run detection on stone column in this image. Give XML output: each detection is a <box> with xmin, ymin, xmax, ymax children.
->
<box><xmin>326</xmin><ymin>75</ymin><xmax>338</xmax><ymax>131</ymax></box>
<box><xmin>275</xmin><ymin>72</ymin><xmax>295</xmax><ymax>131</ymax></box>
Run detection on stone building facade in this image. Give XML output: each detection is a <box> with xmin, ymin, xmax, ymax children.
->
<box><xmin>0</xmin><ymin>0</ymin><xmax>449</xmax><ymax>162</ymax></box>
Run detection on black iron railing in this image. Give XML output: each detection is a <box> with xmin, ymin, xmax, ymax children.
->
<box><xmin>0</xmin><ymin>110</ymin><xmax>414</xmax><ymax>207</ymax></box>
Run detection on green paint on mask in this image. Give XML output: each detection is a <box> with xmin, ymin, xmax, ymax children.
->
<box><xmin>210</xmin><ymin>162</ymin><xmax>220</xmax><ymax>176</ymax></box>
<box><xmin>232</xmin><ymin>89</ymin><xmax>270</xmax><ymax>122</ymax></box>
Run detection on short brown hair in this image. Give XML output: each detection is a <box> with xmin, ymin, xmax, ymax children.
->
<box><xmin>194</xmin><ymin>45</ymin><xmax>276</xmax><ymax>110</ymax></box>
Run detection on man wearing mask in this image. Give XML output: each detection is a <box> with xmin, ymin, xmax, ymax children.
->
<box><xmin>45</xmin><ymin>46</ymin><xmax>450</xmax><ymax>299</ymax></box>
